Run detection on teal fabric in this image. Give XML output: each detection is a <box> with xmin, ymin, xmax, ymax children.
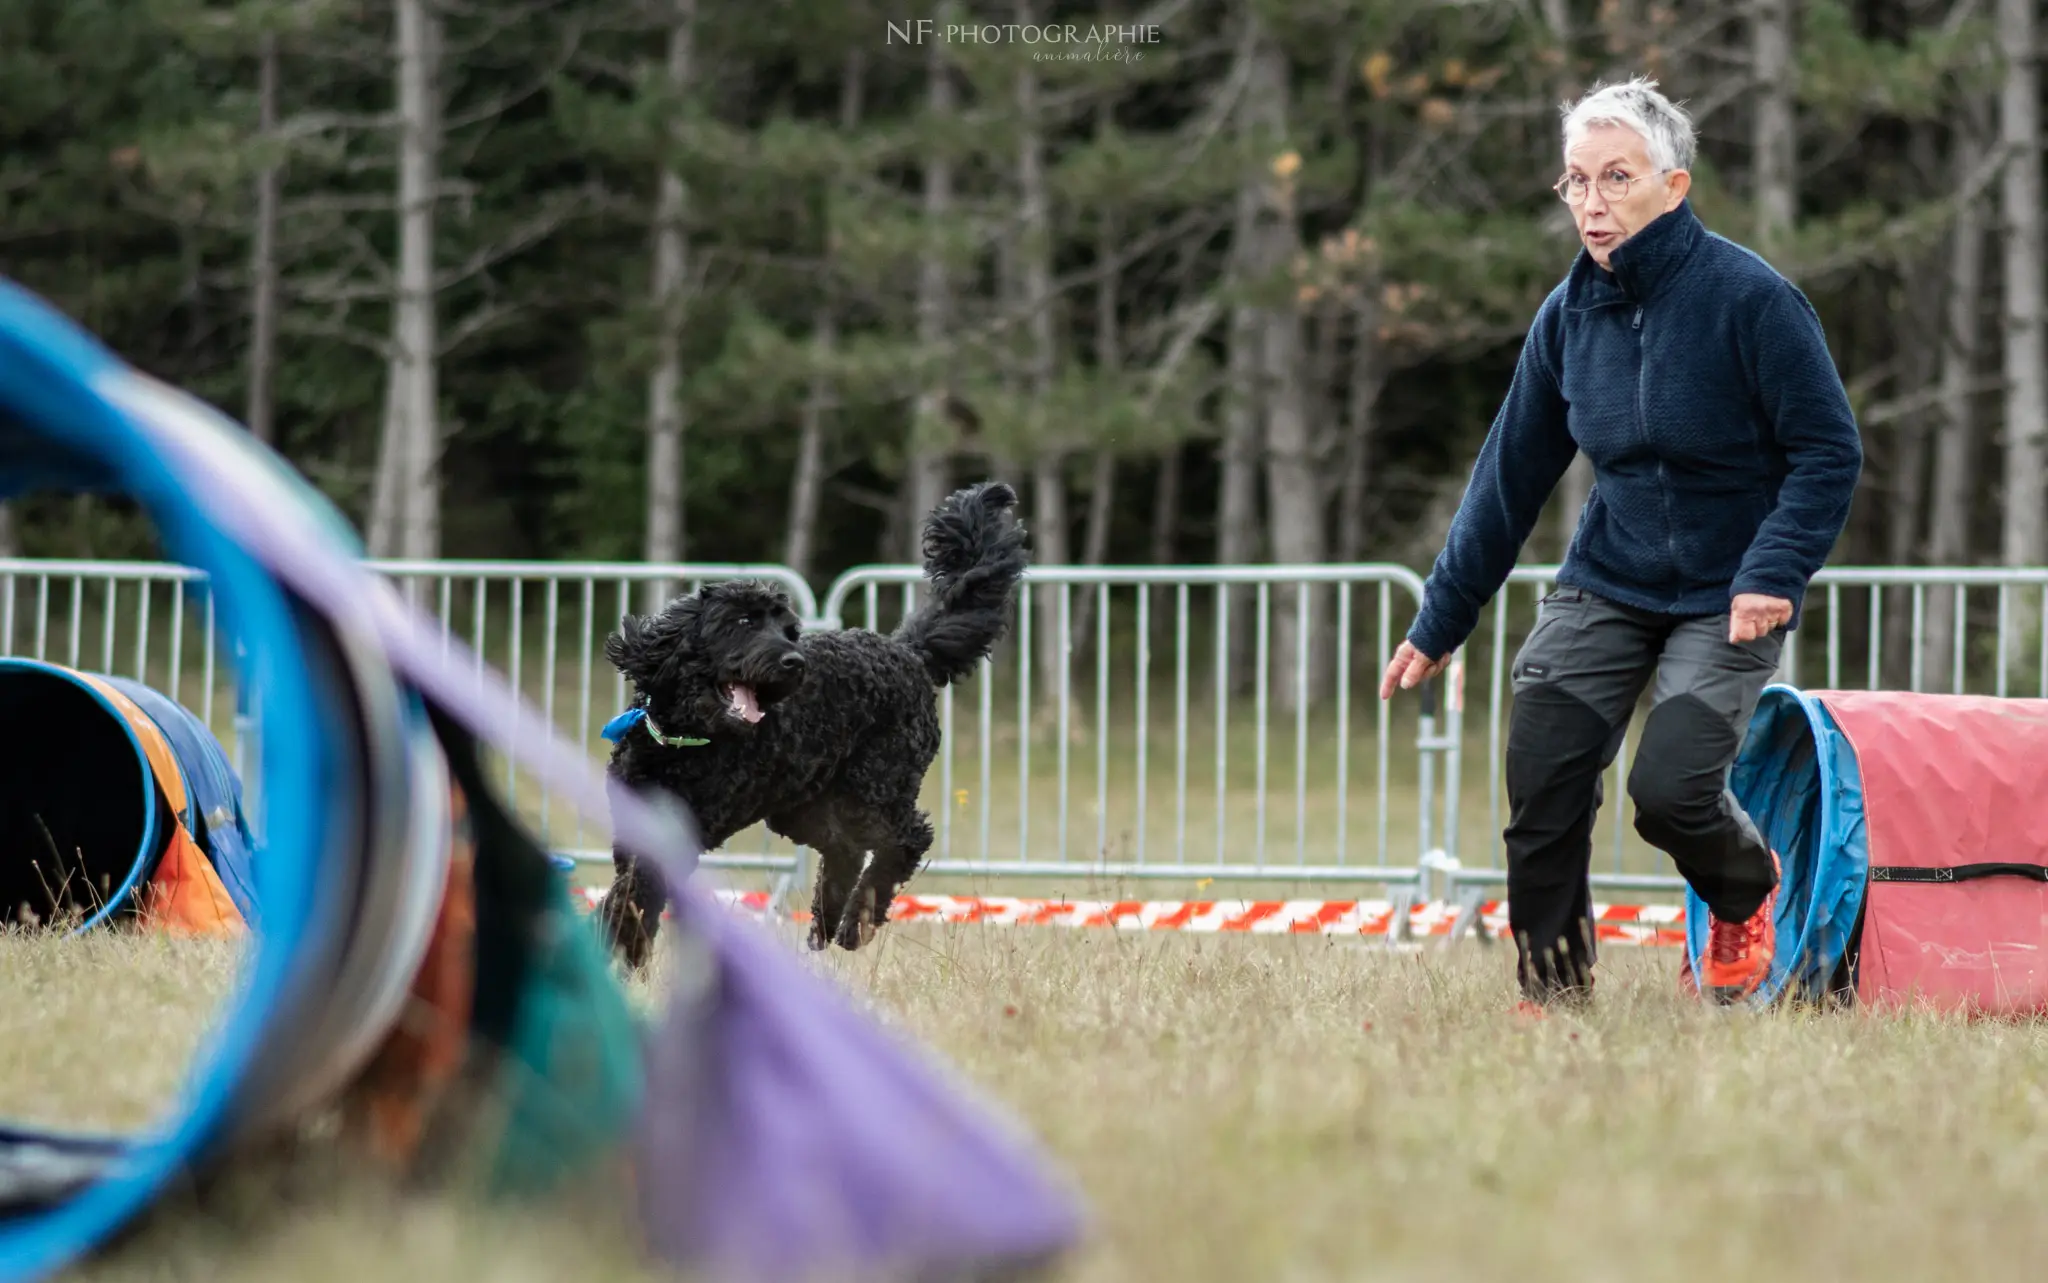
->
<box><xmin>485</xmin><ymin>872</ymin><xmax>646</xmax><ymax>1197</ymax></box>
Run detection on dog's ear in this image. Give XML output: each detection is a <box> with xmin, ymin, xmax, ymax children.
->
<box><xmin>604</xmin><ymin>599</ymin><xmax>701</xmax><ymax>687</ymax></box>
<box><xmin>602</xmin><ymin>614</ymin><xmax>648</xmax><ymax>676</ymax></box>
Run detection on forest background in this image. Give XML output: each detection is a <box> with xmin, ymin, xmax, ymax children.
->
<box><xmin>0</xmin><ymin>0</ymin><xmax>2040</xmax><ymax>699</ymax></box>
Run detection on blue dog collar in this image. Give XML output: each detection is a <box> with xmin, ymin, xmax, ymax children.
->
<box><xmin>601</xmin><ymin>706</ymin><xmax>709</xmax><ymax>748</ymax></box>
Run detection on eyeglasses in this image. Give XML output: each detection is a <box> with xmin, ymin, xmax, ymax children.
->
<box><xmin>1553</xmin><ymin>169</ymin><xmax>1672</xmax><ymax>204</ymax></box>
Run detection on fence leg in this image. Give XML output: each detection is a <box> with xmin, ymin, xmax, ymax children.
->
<box><xmin>1388</xmin><ymin>886</ymin><xmax>1415</xmax><ymax>945</ymax></box>
<box><xmin>1442</xmin><ymin>884</ymin><xmax>1493</xmax><ymax>950</ymax></box>
<box><xmin>1442</xmin><ymin>655</ymin><xmax>1465</xmax><ymax>869</ymax></box>
<box><xmin>1415</xmin><ymin>678</ymin><xmax>1437</xmax><ymax>902</ymax></box>
<box><xmin>1414</xmin><ymin>675</ymin><xmax>1463</xmax><ymax>906</ymax></box>
<box><xmin>767</xmin><ymin>843</ymin><xmax>813</xmax><ymax>920</ymax></box>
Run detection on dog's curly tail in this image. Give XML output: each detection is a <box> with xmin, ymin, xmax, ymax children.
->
<box><xmin>894</xmin><ymin>480</ymin><xmax>1031</xmax><ymax>687</ymax></box>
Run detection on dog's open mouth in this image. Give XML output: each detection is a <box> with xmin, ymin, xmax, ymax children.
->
<box><xmin>722</xmin><ymin>682</ymin><xmax>764</xmax><ymax>724</ymax></box>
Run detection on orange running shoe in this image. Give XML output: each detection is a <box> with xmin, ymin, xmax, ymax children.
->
<box><xmin>1700</xmin><ymin>848</ymin><xmax>1781</xmax><ymax>1004</ymax></box>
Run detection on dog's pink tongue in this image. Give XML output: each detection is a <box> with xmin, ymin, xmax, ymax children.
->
<box><xmin>729</xmin><ymin>683</ymin><xmax>763</xmax><ymax>724</ymax></box>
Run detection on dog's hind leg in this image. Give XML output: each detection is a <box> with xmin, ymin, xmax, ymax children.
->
<box><xmin>832</xmin><ymin>806</ymin><xmax>934</xmax><ymax>952</ymax></box>
<box><xmin>769</xmin><ymin>803</ymin><xmax>865</xmax><ymax>953</ymax></box>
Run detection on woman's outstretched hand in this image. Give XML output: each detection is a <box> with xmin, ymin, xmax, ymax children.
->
<box><xmin>1379</xmin><ymin>640</ymin><xmax>1450</xmax><ymax>700</ymax></box>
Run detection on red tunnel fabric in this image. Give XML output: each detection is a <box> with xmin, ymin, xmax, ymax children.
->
<box><xmin>1817</xmin><ymin>690</ymin><xmax>2048</xmax><ymax>1013</ymax></box>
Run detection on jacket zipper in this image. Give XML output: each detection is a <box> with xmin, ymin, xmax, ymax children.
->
<box><xmin>1634</xmin><ymin>305</ymin><xmax>1680</xmax><ymax>608</ymax></box>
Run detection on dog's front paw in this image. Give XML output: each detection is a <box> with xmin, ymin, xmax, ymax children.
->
<box><xmin>833</xmin><ymin>885</ymin><xmax>880</xmax><ymax>951</ymax></box>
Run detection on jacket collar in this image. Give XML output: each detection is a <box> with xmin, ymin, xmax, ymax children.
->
<box><xmin>1569</xmin><ymin>200</ymin><xmax>1704</xmax><ymax>306</ymax></box>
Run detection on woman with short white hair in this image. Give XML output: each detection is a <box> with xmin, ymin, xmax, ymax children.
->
<box><xmin>1380</xmin><ymin>78</ymin><xmax>1864</xmax><ymax>1012</ymax></box>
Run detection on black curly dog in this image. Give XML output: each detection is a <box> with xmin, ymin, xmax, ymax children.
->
<box><xmin>596</xmin><ymin>481</ymin><xmax>1029</xmax><ymax>969</ymax></box>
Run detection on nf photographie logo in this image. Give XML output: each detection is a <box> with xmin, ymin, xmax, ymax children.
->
<box><xmin>885</xmin><ymin>19</ymin><xmax>1163</xmax><ymax>61</ymax></box>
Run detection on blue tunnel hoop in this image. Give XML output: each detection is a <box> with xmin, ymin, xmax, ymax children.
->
<box><xmin>0</xmin><ymin>282</ymin><xmax>328</xmax><ymax>1283</ymax></box>
<box><xmin>1685</xmin><ymin>682</ymin><xmax>1871</xmax><ymax>1008</ymax></box>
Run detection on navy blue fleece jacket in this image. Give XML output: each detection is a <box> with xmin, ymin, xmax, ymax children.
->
<box><xmin>1407</xmin><ymin>200</ymin><xmax>1864</xmax><ymax>661</ymax></box>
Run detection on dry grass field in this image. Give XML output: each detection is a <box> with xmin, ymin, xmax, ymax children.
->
<box><xmin>6</xmin><ymin>589</ymin><xmax>2045</xmax><ymax>1279</ymax></box>
<box><xmin>10</xmin><ymin>916</ymin><xmax>2048</xmax><ymax>1283</ymax></box>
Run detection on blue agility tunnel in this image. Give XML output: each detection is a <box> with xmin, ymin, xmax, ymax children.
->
<box><xmin>0</xmin><ymin>658</ymin><xmax>255</xmax><ymax>934</ymax></box>
<box><xmin>1695</xmin><ymin>684</ymin><xmax>2048</xmax><ymax>1013</ymax></box>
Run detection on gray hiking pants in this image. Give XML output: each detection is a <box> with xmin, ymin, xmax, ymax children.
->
<box><xmin>1504</xmin><ymin>586</ymin><xmax>1782</xmax><ymax>999</ymax></box>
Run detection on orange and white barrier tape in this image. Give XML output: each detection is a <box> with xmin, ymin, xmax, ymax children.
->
<box><xmin>575</xmin><ymin>886</ymin><xmax>1689</xmax><ymax>947</ymax></box>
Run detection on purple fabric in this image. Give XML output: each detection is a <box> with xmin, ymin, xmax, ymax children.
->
<box><xmin>642</xmin><ymin>887</ymin><xmax>1087</xmax><ymax>1281</ymax></box>
<box><xmin>102</xmin><ymin>366</ymin><xmax>1088</xmax><ymax>1280</ymax></box>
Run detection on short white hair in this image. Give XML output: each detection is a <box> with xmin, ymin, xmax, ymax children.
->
<box><xmin>1560</xmin><ymin>76</ymin><xmax>1697</xmax><ymax>173</ymax></box>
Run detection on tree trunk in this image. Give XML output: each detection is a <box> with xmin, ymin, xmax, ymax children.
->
<box><xmin>1883</xmin><ymin>420</ymin><xmax>1933</xmax><ymax>686</ymax></box>
<box><xmin>1303</xmin><ymin>297</ymin><xmax>1344</xmax><ymax>683</ymax></box>
<box><xmin>1149</xmin><ymin>447</ymin><xmax>1180</xmax><ymax>566</ymax></box>
<box><xmin>1218</xmin><ymin>295</ymin><xmax>1262</xmax><ymax>572</ymax></box>
<box><xmin>1068</xmin><ymin>449</ymin><xmax>1118</xmax><ymax>666</ymax></box>
<box><xmin>1997</xmin><ymin>0</ymin><xmax>2046</xmax><ymax>673</ymax></box>
<box><xmin>1069</xmin><ymin>192</ymin><xmax>1122</xmax><ymax>661</ymax></box>
<box><xmin>1080</xmin><ymin>451</ymin><xmax>1115</xmax><ymax>566</ymax></box>
<box><xmin>1882</xmin><ymin>123</ymin><xmax>1945</xmax><ymax>685</ymax></box>
<box><xmin>1308</xmin><ymin>298</ymin><xmax>1340</xmax><ymax>449</ymax></box>
<box><xmin>1337</xmin><ymin>289</ymin><xmax>1384</xmax><ymax>564</ymax></box>
<box><xmin>1750</xmin><ymin>0</ymin><xmax>1797</xmax><ymax>258</ymax></box>
<box><xmin>1080</xmin><ymin>207</ymin><xmax>1121</xmax><ymax>582</ymax></box>
<box><xmin>643</xmin><ymin>0</ymin><xmax>696</xmax><ymax>610</ymax></box>
<box><xmin>1242</xmin><ymin>35</ymin><xmax>1325</xmax><ymax>711</ymax></box>
<box><xmin>1013</xmin><ymin>0</ymin><xmax>1066</xmax><ymax>702</ymax></box>
<box><xmin>1029</xmin><ymin>459</ymin><xmax>1069</xmax><ymax>689</ymax></box>
<box><xmin>246</xmin><ymin>31</ymin><xmax>281</xmax><ymax>446</ymax></box>
<box><xmin>1215</xmin><ymin>12</ymin><xmax>1266</xmax><ymax>698</ymax></box>
<box><xmin>784</xmin><ymin>50</ymin><xmax>864</xmax><ymax>584</ymax></box>
<box><xmin>367</xmin><ymin>374</ymin><xmax>403</xmax><ymax>554</ymax></box>
<box><xmin>1074</xmin><ymin>450</ymin><xmax>1115</xmax><ymax>708</ymax></box>
<box><xmin>1923</xmin><ymin>111</ymin><xmax>1990</xmax><ymax>686</ymax></box>
<box><xmin>901</xmin><ymin>2</ymin><xmax>957</xmax><ymax>562</ymax></box>
<box><xmin>375</xmin><ymin>0</ymin><xmax>443</xmax><ymax>561</ymax></box>
<box><xmin>785</xmin><ymin>306</ymin><xmax>833</xmax><ymax>583</ymax></box>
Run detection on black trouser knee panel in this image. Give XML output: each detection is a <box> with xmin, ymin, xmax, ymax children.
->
<box><xmin>1627</xmin><ymin>694</ymin><xmax>1776</xmax><ymax>921</ymax></box>
<box><xmin>1626</xmin><ymin>694</ymin><xmax>1736</xmax><ymax>832</ymax></box>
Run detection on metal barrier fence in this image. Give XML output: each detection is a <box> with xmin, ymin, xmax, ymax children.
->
<box><xmin>1438</xmin><ymin>565</ymin><xmax>2048</xmax><ymax>924</ymax></box>
<box><xmin>5</xmin><ymin>555</ymin><xmax>2039</xmax><ymax>924</ymax></box>
<box><xmin>0</xmin><ymin>557</ymin><xmax>1454</xmax><ymax>913</ymax></box>
<box><xmin>820</xmin><ymin>564</ymin><xmax>1438</xmax><ymax>899</ymax></box>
